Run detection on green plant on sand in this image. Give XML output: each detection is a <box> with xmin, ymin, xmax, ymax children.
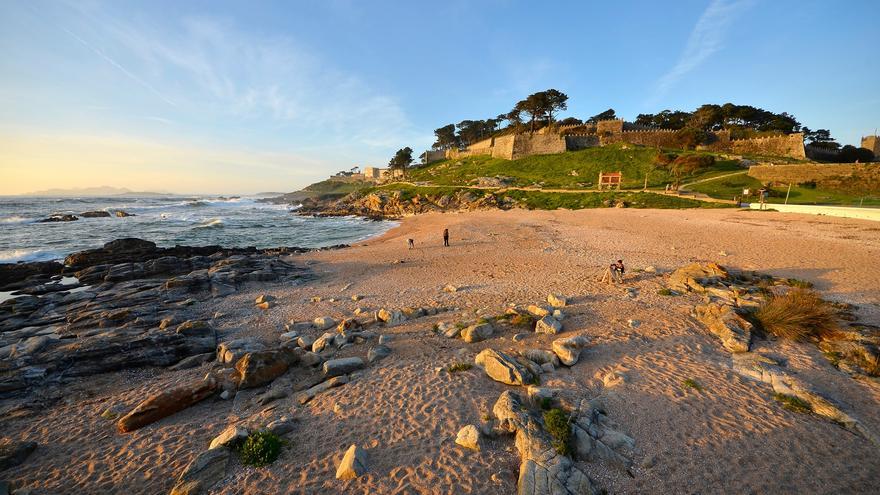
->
<box><xmin>238</xmin><ymin>431</ymin><xmax>283</xmax><ymax>467</ymax></box>
<box><xmin>447</xmin><ymin>362</ymin><xmax>473</xmax><ymax>373</ymax></box>
<box><xmin>542</xmin><ymin>408</ymin><xmax>573</xmax><ymax>456</ymax></box>
<box><xmin>773</xmin><ymin>393</ymin><xmax>812</xmax><ymax>414</ymax></box>
<box><xmin>682</xmin><ymin>378</ymin><xmax>702</xmax><ymax>391</ymax></box>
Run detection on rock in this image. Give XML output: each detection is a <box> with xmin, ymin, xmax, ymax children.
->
<box><xmin>492</xmin><ymin>391</ymin><xmax>598</xmax><ymax>495</ymax></box>
<box><xmin>336</xmin><ymin>318</ymin><xmax>361</xmax><ymax>334</ymax></box>
<box><xmin>522</xmin><ymin>349</ymin><xmax>560</xmax><ymax>367</ymax></box>
<box><xmin>254</xmin><ymin>294</ymin><xmax>276</xmax><ymax>305</ymax></box>
<box><xmin>377</xmin><ymin>309</ymin><xmax>405</xmax><ymax>326</ymax></box>
<box><xmin>323</xmin><ymin>357</ymin><xmax>365</xmax><ymax>377</ymax></box>
<box><xmin>235</xmin><ymin>350</ymin><xmax>295</xmax><ymax>389</ymax></box>
<box><xmin>38</xmin><ymin>214</ymin><xmax>78</xmax><ymax>222</ymax></box>
<box><xmin>81</xmin><ymin>210</ymin><xmax>111</xmax><ymax>218</ymax></box>
<box><xmin>455</xmin><ymin>425</ymin><xmax>481</xmax><ymax>451</ymax></box>
<box><xmin>527</xmin><ymin>304</ymin><xmax>552</xmax><ymax>317</ymax></box>
<box><xmin>300</xmin><ymin>351</ymin><xmax>324</xmax><ymax>367</ymax></box>
<box><xmin>217</xmin><ymin>339</ymin><xmax>265</xmax><ymax>364</ymax></box>
<box><xmin>296</xmin><ymin>335</ymin><xmax>315</xmax><ymax>350</ymax></box>
<box><xmin>627</xmin><ymin>319</ymin><xmax>640</xmax><ymax>328</ymax></box>
<box><xmin>312</xmin><ymin>332</ymin><xmax>336</xmax><ymax>353</ymax></box>
<box><xmin>377</xmin><ymin>335</ymin><xmax>391</xmax><ymax>345</ymax></box>
<box><xmin>285</xmin><ymin>321</ymin><xmax>313</xmax><ymax>333</ymax></box>
<box><xmin>351</xmin><ymin>294</ymin><xmax>363</xmax><ymax>301</ymax></box>
<box><xmin>313</xmin><ymin>316</ymin><xmax>337</xmax><ymax>331</ymax></box>
<box><xmin>437</xmin><ymin>322</ymin><xmax>461</xmax><ymax>338</ymax></box>
<box><xmin>541</xmin><ymin>362</ymin><xmax>555</xmax><ymax>373</ymax></box>
<box><xmin>219</xmin><ymin>390</ymin><xmax>232</xmax><ymax>400</ymax></box>
<box><xmin>170</xmin><ymin>352</ymin><xmax>215</xmax><ymax>371</ymax></box>
<box><xmin>535</xmin><ymin>316</ymin><xmax>562</xmax><ymax>335</ymax></box>
<box><xmin>266</xmin><ymin>419</ymin><xmax>295</xmax><ymax>436</ymax></box>
<box><xmin>0</xmin><ymin>440</ymin><xmax>37</xmax><ymax>470</ymax></box>
<box><xmin>443</xmin><ymin>284</ymin><xmax>458</xmax><ymax>293</ymax></box>
<box><xmin>367</xmin><ymin>345</ymin><xmax>391</xmax><ymax>363</ymax></box>
<box><xmin>602</xmin><ymin>370</ymin><xmax>627</xmax><ymax>388</ymax></box>
<box><xmin>256</xmin><ymin>387</ymin><xmax>288</xmax><ymax>405</ymax></box>
<box><xmin>644</xmin><ymin>266</ymin><xmax>657</xmax><ymax>273</ymax></box>
<box><xmin>512</xmin><ymin>333</ymin><xmax>529</xmax><ymax>342</ymax></box>
<box><xmin>475</xmin><ymin>349</ymin><xmax>535</xmax><ymax>386</ymax></box>
<box><xmin>176</xmin><ymin>320</ymin><xmax>212</xmax><ymax>336</ymax></box>
<box><xmin>256</xmin><ymin>301</ymin><xmax>274</xmax><ymax>310</ymax></box>
<box><xmin>169</xmin><ymin>447</ymin><xmax>230</xmax><ymax>495</ymax></box>
<box><xmin>208</xmin><ymin>425</ymin><xmax>248</xmax><ymax>450</ymax></box>
<box><xmin>668</xmin><ymin>262</ymin><xmax>730</xmax><ymax>293</ymax></box>
<box><xmin>547</xmin><ymin>294</ymin><xmax>568</xmax><ymax>308</ymax></box>
<box><xmin>298</xmin><ymin>375</ymin><xmax>349</xmax><ymax>404</ymax></box>
<box><xmin>336</xmin><ymin>444</ymin><xmax>368</xmax><ymax>480</ymax></box>
<box><xmin>115</xmin><ymin>210</ymin><xmax>134</xmax><ymax>217</ymax></box>
<box><xmin>117</xmin><ymin>379</ymin><xmax>217</xmax><ymax>433</ymax></box>
<box><xmin>552</xmin><ymin>335</ymin><xmax>589</xmax><ymax>366</ymax></box>
<box><xmin>461</xmin><ymin>322</ymin><xmax>494</xmax><ymax>343</ymax></box>
<box><xmin>695</xmin><ymin>303</ymin><xmax>752</xmax><ymax>353</ymax></box>
<box><xmin>279</xmin><ymin>331</ymin><xmax>299</xmax><ymax>341</ymax></box>
<box><xmin>599</xmin><ymin>427</ymin><xmax>635</xmax><ymax>450</ymax></box>
<box><xmin>100</xmin><ymin>403</ymin><xmax>128</xmax><ymax>420</ymax></box>
<box><xmin>552</xmin><ymin>309</ymin><xmax>565</xmax><ymax>321</ymax></box>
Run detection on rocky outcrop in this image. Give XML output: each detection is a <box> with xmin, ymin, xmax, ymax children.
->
<box><xmin>461</xmin><ymin>322</ymin><xmax>494</xmax><ymax>343</ymax></box>
<box><xmin>475</xmin><ymin>349</ymin><xmax>535</xmax><ymax>386</ymax></box>
<box><xmin>695</xmin><ymin>303</ymin><xmax>752</xmax><ymax>353</ymax></box>
<box><xmin>169</xmin><ymin>447</ymin><xmax>230</xmax><ymax>495</ymax></box>
<box><xmin>235</xmin><ymin>349</ymin><xmax>298</xmax><ymax>389</ymax></box>
<box><xmin>81</xmin><ymin>211</ymin><xmax>112</xmax><ymax>218</ymax></box>
<box><xmin>298</xmin><ymin>189</ymin><xmax>518</xmax><ymax>219</ymax></box>
<box><xmin>667</xmin><ymin>262</ymin><xmax>729</xmax><ymax>293</ymax></box>
<box><xmin>117</xmin><ymin>379</ymin><xmax>218</xmax><ymax>433</ymax></box>
<box><xmin>493</xmin><ymin>391</ymin><xmax>598</xmax><ymax>495</ymax></box>
<box><xmin>37</xmin><ymin>214</ymin><xmax>78</xmax><ymax>222</ymax></box>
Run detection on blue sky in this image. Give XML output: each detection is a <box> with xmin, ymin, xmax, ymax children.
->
<box><xmin>1</xmin><ymin>0</ymin><xmax>878</xmax><ymax>194</ymax></box>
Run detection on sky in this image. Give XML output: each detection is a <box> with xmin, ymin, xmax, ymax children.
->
<box><xmin>1</xmin><ymin>0</ymin><xmax>878</xmax><ymax>195</ymax></box>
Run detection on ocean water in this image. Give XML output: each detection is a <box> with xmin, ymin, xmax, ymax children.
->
<box><xmin>0</xmin><ymin>196</ymin><xmax>395</xmax><ymax>264</ymax></box>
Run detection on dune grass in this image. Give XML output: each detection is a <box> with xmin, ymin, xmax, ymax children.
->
<box><xmin>754</xmin><ymin>289</ymin><xmax>839</xmax><ymax>341</ymax></box>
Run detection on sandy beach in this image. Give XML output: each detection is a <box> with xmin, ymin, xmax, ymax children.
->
<box><xmin>2</xmin><ymin>207</ymin><xmax>879</xmax><ymax>494</ymax></box>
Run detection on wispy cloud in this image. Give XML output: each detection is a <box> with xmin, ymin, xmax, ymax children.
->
<box><xmin>649</xmin><ymin>0</ymin><xmax>755</xmax><ymax>104</ymax></box>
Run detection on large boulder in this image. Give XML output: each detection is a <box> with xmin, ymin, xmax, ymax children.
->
<box><xmin>535</xmin><ymin>316</ymin><xmax>562</xmax><ymax>335</ymax></box>
<box><xmin>547</xmin><ymin>294</ymin><xmax>568</xmax><ymax>308</ymax></box>
<box><xmin>475</xmin><ymin>349</ymin><xmax>535</xmax><ymax>386</ymax></box>
<box><xmin>235</xmin><ymin>349</ymin><xmax>296</xmax><ymax>389</ymax></box>
<box><xmin>377</xmin><ymin>308</ymin><xmax>405</xmax><ymax>326</ymax></box>
<box><xmin>117</xmin><ymin>379</ymin><xmax>217</xmax><ymax>433</ymax></box>
<box><xmin>208</xmin><ymin>425</ymin><xmax>248</xmax><ymax>450</ymax></box>
<box><xmin>461</xmin><ymin>323</ymin><xmax>494</xmax><ymax>343</ymax></box>
<box><xmin>169</xmin><ymin>447</ymin><xmax>230</xmax><ymax>495</ymax></box>
<box><xmin>455</xmin><ymin>425</ymin><xmax>481</xmax><ymax>451</ymax></box>
<box><xmin>323</xmin><ymin>357</ymin><xmax>365</xmax><ymax>377</ymax></box>
<box><xmin>552</xmin><ymin>336</ymin><xmax>589</xmax><ymax>366</ymax></box>
<box><xmin>522</xmin><ymin>349</ymin><xmax>560</xmax><ymax>367</ymax></box>
<box><xmin>695</xmin><ymin>303</ymin><xmax>752</xmax><ymax>353</ymax></box>
<box><xmin>492</xmin><ymin>391</ymin><xmax>598</xmax><ymax>495</ymax></box>
<box><xmin>668</xmin><ymin>262</ymin><xmax>729</xmax><ymax>293</ymax></box>
<box><xmin>336</xmin><ymin>444</ymin><xmax>369</xmax><ymax>480</ymax></box>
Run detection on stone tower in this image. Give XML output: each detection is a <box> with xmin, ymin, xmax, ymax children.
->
<box><xmin>861</xmin><ymin>135</ymin><xmax>879</xmax><ymax>160</ymax></box>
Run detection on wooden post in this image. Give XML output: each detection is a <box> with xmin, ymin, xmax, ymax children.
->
<box><xmin>784</xmin><ymin>183</ymin><xmax>792</xmax><ymax>205</ymax></box>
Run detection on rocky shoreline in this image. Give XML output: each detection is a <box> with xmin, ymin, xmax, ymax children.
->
<box><xmin>0</xmin><ymin>238</ymin><xmax>346</xmax><ymax>398</ymax></box>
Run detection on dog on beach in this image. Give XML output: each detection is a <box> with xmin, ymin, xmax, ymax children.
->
<box><xmin>408</xmin><ymin>239</ymin><xmax>414</xmax><ymax>249</ymax></box>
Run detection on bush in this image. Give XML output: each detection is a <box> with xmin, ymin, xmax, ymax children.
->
<box><xmin>657</xmin><ymin>288</ymin><xmax>676</xmax><ymax>296</ymax></box>
<box><xmin>542</xmin><ymin>408</ymin><xmax>573</xmax><ymax>456</ymax></box>
<box><xmin>238</xmin><ymin>431</ymin><xmax>283</xmax><ymax>467</ymax></box>
<box><xmin>755</xmin><ymin>289</ymin><xmax>839</xmax><ymax>341</ymax></box>
<box><xmin>509</xmin><ymin>314</ymin><xmax>536</xmax><ymax>328</ymax></box>
<box><xmin>784</xmin><ymin>278</ymin><xmax>813</xmax><ymax>289</ymax></box>
<box><xmin>773</xmin><ymin>393</ymin><xmax>812</xmax><ymax>414</ymax></box>
<box><xmin>682</xmin><ymin>378</ymin><xmax>702</xmax><ymax>391</ymax></box>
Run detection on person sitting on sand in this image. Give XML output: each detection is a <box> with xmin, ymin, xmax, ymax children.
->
<box><xmin>443</xmin><ymin>228</ymin><xmax>449</xmax><ymax>247</ymax></box>
<box><xmin>611</xmin><ymin>259</ymin><xmax>625</xmax><ymax>283</ymax></box>
<box><xmin>408</xmin><ymin>238</ymin><xmax>414</xmax><ymax>249</ymax></box>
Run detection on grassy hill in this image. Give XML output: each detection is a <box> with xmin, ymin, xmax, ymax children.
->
<box><xmin>406</xmin><ymin>144</ymin><xmax>741</xmax><ymax>189</ymax></box>
<box><xmin>688</xmin><ymin>172</ymin><xmax>880</xmax><ymax>206</ymax></box>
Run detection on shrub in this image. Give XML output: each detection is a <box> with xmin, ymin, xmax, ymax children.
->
<box><xmin>657</xmin><ymin>288</ymin><xmax>676</xmax><ymax>296</ymax></box>
<box><xmin>539</xmin><ymin>397</ymin><xmax>553</xmax><ymax>410</ymax></box>
<box><xmin>542</xmin><ymin>408</ymin><xmax>573</xmax><ymax>456</ymax></box>
<box><xmin>754</xmin><ymin>289</ymin><xmax>839</xmax><ymax>341</ymax></box>
<box><xmin>509</xmin><ymin>314</ymin><xmax>536</xmax><ymax>328</ymax></box>
<box><xmin>238</xmin><ymin>431</ymin><xmax>283</xmax><ymax>467</ymax></box>
<box><xmin>784</xmin><ymin>278</ymin><xmax>814</xmax><ymax>289</ymax></box>
<box><xmin>682</xmin><ymin>378</ymin><xmax>702</xmax><ymax>391</ymax></box>
<box><xmin>773</xmin><ymin>393</ymin><xmax>812</xmax><ymax>414</ymax></box>
<box><xmin>447</xmin><ymin>362</ymin><xmax>473</xmax><ymax>373</ymax></box>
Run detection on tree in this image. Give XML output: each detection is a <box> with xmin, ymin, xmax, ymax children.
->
<box><xmin>504</xmin><ymin>107</ymin><xmax>524</xmax><ymax>132</ymax></box>
<box><xmin>803</xmin><ymin>128</ymin><xmax>840</xmax><ymax>150</ymax></box>
<box><xmin>388</xmin><ymin>147</ymin><xmax>413</xmax><ymax>179</ymax></box>
<box><xmin>838</xmin><ymin>145</ymin><xmax>874</xmax><ymax>163</ymax></box>
<box><xmin>432</xmin><ymin>124</ymin><xmax>457</xmax><ymax>150</ymax></box>
<box><xmin>586</xmin><ymin>108</ymin><xmax>616</xmax><ymax>124</ymax></box>
<box><xmin>542</xmin><ymin>89</ymin><xmax>568</xmax><ymax>124</ymax></box>
<box><xmin>689</xmin><ymin>104</ymin><xmax>724</xmax><ymax>131</ymax></box>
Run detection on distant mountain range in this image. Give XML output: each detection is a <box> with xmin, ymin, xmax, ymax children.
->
<box><xmin>18</xmin><ymin>186</ymin><xmax>173</xmax><ymax>197</ymax></box>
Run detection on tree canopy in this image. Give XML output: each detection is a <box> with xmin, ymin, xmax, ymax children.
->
<box><xmin>635</xmin><ymin>103</ymin><xmax>803</xmax><ymax>137</ymax></box>
<box><xmin>586</xmin><ymin>108</ymin><xmax>617</xmax><ymax>124</ymax></box>
<box><xmin>388</xmin><ymin>147</ymin><xmax>413</xmax><ymax>177</ymax></box>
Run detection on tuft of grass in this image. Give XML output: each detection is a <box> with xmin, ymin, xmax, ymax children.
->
<box><xmin>455</xmin><ymin>322</ymin><xmax>467</xmax><ymax>330</ymax></box>
<box><xmin>657</xmin><ymin>288</ymin><xmax>676</xmax><ymax>296</ymax></box>
<box><xmin>682</xmin><ymin>378</ymin><xmax>702</xmax><ymax>391</ymax></box>
<box><xmin>447</xmin><ymin>362</ymin><xmax>473</xmax><ymax>373</ymax></box>
<box><xmin>754</xmin><ymin>289</ymin><xmax>839</xmax><ymax>342</ymax></box>
<box><xmin>509</xmin><ymin>314</ymin><xmax>536</xmax><ymax>328</ymax></box>
<box><xmin>238</xmin><ymin>431</ymin><xmax>283</xmax><ymax>467</ymax></box>
<box><xmin>542</xmin><ymin>408</ymin><xmax>573</xmax><ymax>456</ymax></box>
<box><xmin>773</xmin><ymin>393</ymin><xmax>812</xmax><ymax>414</ymax></box>
<box><xmin>823</xmin><ymin>350</ymin><xmax>842</xmax><ymax>367</ymax></box>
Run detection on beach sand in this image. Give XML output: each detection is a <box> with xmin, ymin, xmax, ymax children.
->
<box><xmin>2</xmin><ymin>208</ymin><xmax>879</xmax><ymax>494</ymax></box>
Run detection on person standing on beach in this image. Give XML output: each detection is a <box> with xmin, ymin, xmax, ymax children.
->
<box><xmin>443</xmin><ymin>228</ymin><xmax>449</xmax><ymax>247</ymax></box>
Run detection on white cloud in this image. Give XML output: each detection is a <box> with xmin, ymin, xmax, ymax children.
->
<box><xmin>649</xmin><ymin>0</ymin><xmax>755</xmax><ymax>104</ymax></box>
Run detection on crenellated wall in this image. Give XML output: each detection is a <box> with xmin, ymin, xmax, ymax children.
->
<box><xmin>600</xmin><ymin>128</ymin><xmax>679</xmax><ymax>147</ymax></box>
<box><xmin>565</xmin><ymin>134</ymin><xmax>600</xmax><ymax>150</ymax></box>
<box><xmin>729</xmin><ymin>133</ymin><xmax>805</xmax><ymax>159</ymax></box>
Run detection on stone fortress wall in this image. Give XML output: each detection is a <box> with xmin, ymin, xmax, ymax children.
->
<box><xmin>748</xmin><ymin>163</ymin><xmax>878</xmax><ymax>183</ymax></box>
<box><xmin>435</xmin><ymin>119</ymin><xmax>808</xmax><ymax>162</ymax></box>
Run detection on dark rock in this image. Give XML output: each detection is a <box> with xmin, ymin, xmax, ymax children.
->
<box><xmin>80</xmin><ymin>211</ymin><xmax>111</xmax><ymax>218</ymax></box>
<box><xmin>117</xmin><ymin>379</ymin><xmax>217</xmax><ymax>433</ymax></box>
<box><xmin>0</xmin><ymin>439</ymin><xmax>37</xmax><ymax>470</ymax></box>
<box><xmin>0</xmin><ymin>261</ymin><xmax>63</xmax><ymax>291</ymax></box>
<box><xmin>37</xmin><ymin>214</ymin><xmax>78</xmax><ymax>222</ymax></box>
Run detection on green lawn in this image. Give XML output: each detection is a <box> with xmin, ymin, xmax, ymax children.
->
<box><xmin>407</xmin><ymin>144</ymin><xmax>741</xmax><ymax>190</ymax></box>
<box><xmin>689</xmin><ymin>174</ymin><xmax>880</xmax><ymax>206</ymax></box>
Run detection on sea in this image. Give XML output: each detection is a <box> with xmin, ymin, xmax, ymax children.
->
<box><xmin>0</xmin><ymin>196</ymin><xmax>395</xmax><ymax>264</ymax></box>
